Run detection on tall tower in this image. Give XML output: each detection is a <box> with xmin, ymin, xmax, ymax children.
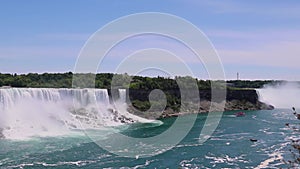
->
<box><xmin>237</xmin><ymin>72</ymin><xmax>239</xmax><ymax>80</ymax></box>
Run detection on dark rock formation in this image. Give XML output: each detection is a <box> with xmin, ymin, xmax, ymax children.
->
<box><xmin>127</xmin><ymin>89</ymin><xmax>264</xmax><ymax>103</ymax></box>
<box><xmin>0</xmin><ymin>128</ymin><xmax>4</xmax><ymax>139</ymax></box>
<box><xmin>125</xmin><ymin>88</ymin><xmax>274</xmax><ymax>119</ymax></box>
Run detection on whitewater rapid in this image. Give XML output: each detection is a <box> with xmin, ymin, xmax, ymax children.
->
<box><xmin>0</xmin><ymin>88</ymin><xmax>152</xmax><ymax>140</ymax></box>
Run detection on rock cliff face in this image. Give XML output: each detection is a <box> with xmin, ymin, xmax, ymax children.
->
<box><xmin>121</xmin><ymin>89</ymin><xmax>274</xmax><ymax>118</ymax></box>
<box><xmin>126</xmin><ymin>89</ymin><xmax>262</xmax><ymax>102</ymax></box>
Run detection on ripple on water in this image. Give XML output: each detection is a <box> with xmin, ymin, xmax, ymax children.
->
<box><xmin>210</xmin><ymin>132</ymin><xmax>251</xmax><ymax>141</ymax></box>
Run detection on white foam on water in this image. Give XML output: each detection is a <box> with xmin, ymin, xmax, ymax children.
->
<box><xmin>254</xmin><ymin>152</ymin><xmax>284</xmax><ymax>169</ymax></box>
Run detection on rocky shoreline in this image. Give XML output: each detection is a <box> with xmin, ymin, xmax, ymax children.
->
<box><xmin>158</xmin><ymin>100</ymin><xmax>274</xmax><ymax>119</ymax></box>
<box><xmin>125</xmin><ymin>89</ymin><xmax>274</xmax><ymax>119</ymax></box>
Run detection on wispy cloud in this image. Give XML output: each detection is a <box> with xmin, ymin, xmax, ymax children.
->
<box><xmin>219</xmin><ymin>41</ymin><xmax>300</xmax><ymax>68</ymax></box>
<box><xmin>0</xmin><ymin>46</ymin><xmax>78</xmax><ymax>73</ymax></box>
<box><xmin>36</xmin><ymin>33</ymin><xmax>90</xmax><ymax>41</ymax></box>
<box><xmin>189</xmin><ymin>0</ymin><xmax>300</xmax><ymax>19</ymax></box>
<box><xmin>206</xmin><ymin>29</ymin><xmax>300</xmax><ymax>65</ymax></box>
<box><xmin>207</xmin><ymin>29</ymin><xmax>300</xmax><ymax>41</ymax></box>
<box><xmin>0</xmin><ymin>46</ymin><xmax>79</xmax><ymax>59</ymax></box>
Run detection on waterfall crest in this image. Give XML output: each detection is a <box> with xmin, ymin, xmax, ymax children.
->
<box><xmin>0</xmin><ymin>88</ymin><xmax>149</xmax><ymax>139</ymax></box>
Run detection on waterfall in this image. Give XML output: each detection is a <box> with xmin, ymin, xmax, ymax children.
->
<box><xmin>0</xmin><ymin>88</ymin><xmax>110</xmax><ymax>111</ymax></box>
<box><xmin>0</xmin><ymin>88</ymin><xmax>150</xmax><ymax>140</ymax></box>
<box><xmin>118</xmin><ymin>89</ymin><xmax>126</xmax><ymax>104</ymax></box>
<box><xmin>256</xmin><ymin>82</ymin><xmax>300</xmax><ymax>109</ymax></box>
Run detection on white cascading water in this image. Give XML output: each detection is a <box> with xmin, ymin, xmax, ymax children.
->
<box><xmin>0</xmin><ymin>88</ymin><xmax>150</xmax><ymax>140</ymax></box>
<box><xmin>113</xmin><ymin>88</ymin><xmax>153</xmax><ymax>123</ymax></box>
<box><xmin>257</xmin><ymin>82</ymin><xmax>300</xmax><ymax>109</ymax></box>
<box><xmin>118</xmin><ymin>89</ymin><xmax>127</xmax><ymax>104</ymax></box>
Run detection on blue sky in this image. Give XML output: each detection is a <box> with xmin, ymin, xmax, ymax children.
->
<box><xmin>0</xmin><ymin>0</ymin><xmax>300</xmax><ymax>80</ymax></box>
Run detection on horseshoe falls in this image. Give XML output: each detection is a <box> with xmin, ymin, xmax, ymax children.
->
<box><xmin>256</xmin><ymin>82</ymin><xmax>300</xmax><ymax>109</ymax></box>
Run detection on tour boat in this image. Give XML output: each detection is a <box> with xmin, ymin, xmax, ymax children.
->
<box><xmin>235</xmin><ymin>112</ymin><xmax>245</xmax><ymax>117</ymax></box>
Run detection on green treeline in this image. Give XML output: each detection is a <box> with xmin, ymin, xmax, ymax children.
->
<box><xmin>0</xmin><ymin>72</ymin><xmax>280</xmax><ymax>89</ymax></box>
<box><xmin>227</xmin><ymin>80</ymin><xmax>276</xmax><ymax>89</ymax></box>
<box><xmin>0</xmin><ymin>72</ymin><xmax>284</xmax><ymax>113</ymax></box>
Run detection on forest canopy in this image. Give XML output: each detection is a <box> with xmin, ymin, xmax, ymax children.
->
<box><xmin>0</xmin><ymin>72</ymin><xmax>281</xmax><ymax>90</ymax></box>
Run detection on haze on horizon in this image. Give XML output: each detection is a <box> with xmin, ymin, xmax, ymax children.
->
<box><xmin>0</xmin><ymin>1</ymin><xmax>299</xmax><ymax>80</ymax></box>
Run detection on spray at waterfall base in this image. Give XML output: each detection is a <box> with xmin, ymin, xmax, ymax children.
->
<box><xmin>0</xmin><ymin>88</ymin><xmax>153</xmax><ymax>140</ymax></box>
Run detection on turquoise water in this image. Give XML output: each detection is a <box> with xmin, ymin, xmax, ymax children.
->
<box><xmin>0</xmin><ymin>109</ymin><xmax>299</xmax><ymax>168</ymax></box>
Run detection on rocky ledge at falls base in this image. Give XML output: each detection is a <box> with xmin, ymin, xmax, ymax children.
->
<box><xmin>125</xmin><ymin>89</ymin><xmax>274</xmax><ymax>119</ymax></box>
